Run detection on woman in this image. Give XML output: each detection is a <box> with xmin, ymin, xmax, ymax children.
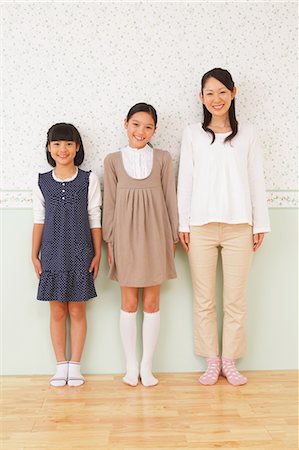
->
<box><xmin>177</xmin><ymin>68</ymin><xmax>270</xmax><ymax>386</ymax></box>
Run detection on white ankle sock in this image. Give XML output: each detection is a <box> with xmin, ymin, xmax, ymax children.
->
<box><xmin>140</xmin><ymin>311</ymin><xmax>160</xmax><ymax>387</ymax></box>
<box><xmin>50</xmin><ymin>361</ymin><xmax>68</xmax><ymax>387</ymax></box>
<box><xmin>120</xmin><ymin>310</ymin><xmax>139</xmax><ymax>386</ymax></box>
<box><xmin>67</xmin><ymin>361</ymin><xmax>85</xmax><ymax>387</ymax></box>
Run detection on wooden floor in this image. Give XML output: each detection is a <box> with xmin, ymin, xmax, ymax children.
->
<box><xmin>1</xmin><ymin>371</ymin><xmax>298</xmax><ymax>450</ymax></box>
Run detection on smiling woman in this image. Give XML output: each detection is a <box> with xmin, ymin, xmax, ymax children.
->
<box><xmin>200</xmin><ymin>68</ymin><xmax>238</xmax><ymax>142</ymax></box>
<box><xmin>177</xmin><ymin>68</ymin><xmax>271</xmax><ymax>387</ymax></box>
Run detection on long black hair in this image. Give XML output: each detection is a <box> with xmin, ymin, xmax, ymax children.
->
<box><xmin>46</xmin><ymin>123</ymin><xmax>84</xmax><ymax>167</ymax></box>
<box><xmin>126</xmin><ymin>102</ymin><xmax>158</xmax><ymax>127</ymax></box>
<box><xmin>201</xmin><ymin>68</ymin><xmax>238</xmax><ymax>144</ymax></box>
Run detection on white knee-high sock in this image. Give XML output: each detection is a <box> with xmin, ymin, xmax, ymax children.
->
<box><xmin>120</xmin><ymin>310</ymin><xmax>139</xmax><ymax>386</ymax></box>
<box><xmin>140</xmin><ymin>311</ymin><xmax>160</xmax><ymax>387</ymax></box>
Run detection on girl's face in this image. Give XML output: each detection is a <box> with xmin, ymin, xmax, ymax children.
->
<box><xmin>200</xmin><ymin>77</ymin><xmax>236</xmax><ymax>117</ymax></box>
<box><xmin>48</xmin><ymin>140</ymin><xmax>79</xmax><ymax>167</ymax></box>
<box><xmin>125</xmin><ymin>112</ymin><xmax>156</xmax><ymax>149</ymax></box>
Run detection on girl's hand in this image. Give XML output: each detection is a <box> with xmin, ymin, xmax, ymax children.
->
<box><xmin>107</xmin><ymin>242</ymin><xmax>113</xmax><ymax>267</ymax></box>
<box><xmin>179</xmin><ymin>232</ymin><xmax>190</xmax><ymax>253</ymax></box>
<box><xmin>89</xmin><ymin>255</ymin><xmax>101</xmax><ymax>280</ymax></box>
<box><xmin>253</xmin><ymin>233</ymin><xmax>264</xmax><ymax>252</ymax></box>
<box><xmin>32</xmin><ymin>257</ymin><xmax>42</xmax><ymax>279</ymax></box>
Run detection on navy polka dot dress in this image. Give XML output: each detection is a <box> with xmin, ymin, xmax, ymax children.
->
<box><xmin>37</xmin><ymin>169</ymin><xmax>97</xmax><ymax>302</ymax></box>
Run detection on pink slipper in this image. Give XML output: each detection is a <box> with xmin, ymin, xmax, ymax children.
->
<box><xmin>199</xmin><ymin>357</ymin><xmax>221</xmax><ymax>385</ymax></box>
<box><xmin>221</xmin><ymin>358</ymin><xmax>247</xmax><ymax>386</ymax></box>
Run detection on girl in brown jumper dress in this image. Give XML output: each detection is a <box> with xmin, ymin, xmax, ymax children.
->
<box><xmin>103</xmin><ymin>103</ymin><xmax>178</xmax><ymax>387</ymax></box>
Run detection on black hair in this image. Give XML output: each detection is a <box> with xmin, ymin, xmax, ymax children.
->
<box><xmin>46</xmin><ymin>123</ymin><xmax>84</xmax><ymax>167</ymax></box>
<box><xmin>201</xmin><ymin>68</ymin><xmax>238</xmax><ymax>144</ymax></box>
<box><xmin>126</xmin><ymin>102</ymin><xmax>158</xmax><ymax>127</ymax></box>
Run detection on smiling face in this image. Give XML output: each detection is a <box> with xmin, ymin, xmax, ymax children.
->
<box><xmin>48</xmin><ymin>140</ymin><xmax>79</xmax><ymax>167</ymax></box>
<box><xmin>200</xmin><ymin>76</ymin><xmax>236</xmax><ymax>118</ymax></box>
<box><xmin>125</xmin><ymin>111</ymin><xmax>156</xmax><ymax>149</ymax></box>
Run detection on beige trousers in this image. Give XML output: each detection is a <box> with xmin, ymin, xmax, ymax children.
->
<box><xmin>188</xmin><ymin>223</ymin><xmax>253</xmax><ymax>359</ymax></box>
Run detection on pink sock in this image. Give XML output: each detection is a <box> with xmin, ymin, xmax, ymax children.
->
<box><xmin>199</xmin><ymin>356</ymin><xmax>221</xmax><ymax>385</ymax></box>
<box><xmin>221</xmin><ymin>358</ymin><xmax>247</xmax><ymax>386</ymax></box>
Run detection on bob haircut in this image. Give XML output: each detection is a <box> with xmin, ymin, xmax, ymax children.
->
<box><xmin>201</xmin><ymin>68</ymin><xmax>238</xmax><ymax>144</ymax></box>
<box><xmin>46</xmin><ymin>123</ymin><xmax>84</xmax><ymax>167</ymax></box>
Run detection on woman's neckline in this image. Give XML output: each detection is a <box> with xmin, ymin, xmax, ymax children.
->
<box><xmin>212</xmin><ymin>130</ymin><xmax>232</xmax><ymax>135</ymax></box>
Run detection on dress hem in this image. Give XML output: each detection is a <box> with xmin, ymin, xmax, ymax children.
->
<box><xmin>108</xmin><ymin>274</ymin><xmax>177</xmax><ymax>288</ymax></box>
<box><xmin>36</xmin><ymin>295</ymin><xmax>97</xmax><ymax>303</ymax></box>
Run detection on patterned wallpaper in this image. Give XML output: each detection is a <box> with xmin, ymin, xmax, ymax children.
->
<box><xmin>1</xmin><ymin>1</ymin><xmax>297</xmax><ymax>208</ymax></box>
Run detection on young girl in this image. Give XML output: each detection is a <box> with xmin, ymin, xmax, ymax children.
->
<box><xmin>178</xmin><ymin>68</ymin><xmax>270</xmax><ymax>386</ymax></box>
<box><xmin>32</xmin><ymin>123</ymin><xmax>102</xmax><ymax>387</ymax></box>
<box><xmin>103</xmin><ymin>103</ymin><xmax>178</xmax><ymax>387</ymax></box>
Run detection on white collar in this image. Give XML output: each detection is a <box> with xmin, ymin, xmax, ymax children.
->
<box><xmin>52</xmin><ymin>167</ymin><xmax>78</xmax><ymax>182</ymax></box>
<box><xmin>124</xmin><ymin>144</ymin><xmax>152</xmax><ymax>153</ymax></box>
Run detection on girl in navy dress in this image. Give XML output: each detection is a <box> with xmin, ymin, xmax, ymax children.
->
<box><xmin>32</xmin><ymin>123</ymin><xmax>102</xmax><ymax>387</ymax></box>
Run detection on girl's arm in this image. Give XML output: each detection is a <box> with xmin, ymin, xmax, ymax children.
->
<box><xmin>32</xmin><ymin>224</ymin><xmax>44</xmax><ymax>279</ymax></box>
<box><xmin>161</xmin><ymin>151</ymin><xmax>179</xmax><ymax>245</ymax></box>
<box><xmin>32</xmin><ymin>176</ymin><xmax>45</xmax><ymax>278</ymax></box>
<box><xmin>103</xmin><ymin>155</ymin><xmax>117</xmax><ymax>243</ymax></box>
<box><xmin>247</xmin><ymin>127</ymin><xmax>271</xmax><ymax>251</ymax></box>
<box><xmin>89</xmin><ymin>228</ymin><xmax>102</xmax><ymax>279</ymax></box>
<box><xmin>87</xmin><ymin>172</ymin><xmax>102</xmax><ymax>278</ymax></box>
<box><xmin>103</xmin><ymin>155</ymin><xmax>118</xmax><ymax>266</ymax></box>
<box><xmin>88</xmin><ymin>172</ymin><xmax>102</xmax><ymax>228</ymax></box>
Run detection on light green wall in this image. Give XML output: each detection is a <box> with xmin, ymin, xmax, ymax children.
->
<box><xmin>1</xmin><ymin>209</ymin><xmax>298</xmax><ymax>375</ymax></box>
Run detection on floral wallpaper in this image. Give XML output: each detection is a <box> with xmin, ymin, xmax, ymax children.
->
<box><xmin>1</xmin><ymin>1</ymin><xmax>297</xmax><ymax>207</ymax></box>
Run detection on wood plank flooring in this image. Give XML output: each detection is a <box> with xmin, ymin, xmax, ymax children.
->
<box><xmin>1</xmin><ymin>371</ymin><xmax>298</xmax><ymax>450</ymax></box>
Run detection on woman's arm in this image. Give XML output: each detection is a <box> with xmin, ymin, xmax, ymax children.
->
<box><xmin>247</xmin><ymin>127</ymin><xmax>271</xmax><ymax>250</ymax></box>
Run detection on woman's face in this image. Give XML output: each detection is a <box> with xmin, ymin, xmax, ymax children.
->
<box><xmin>125</xmin><ymin>112</ymin><xmax>156</xmax><ymax>149</ymax></box>
<box><xmin>200</xmin><ymin>77</ymin><xmax>236</xmax><ymax>117</ymax></box>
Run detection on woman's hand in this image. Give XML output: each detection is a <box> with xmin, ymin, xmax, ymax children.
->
<box><xmin>173</xmin><ymin>243</ymin><xmax>177</xmax><ymax>255</ymax></box>
<box><xmin>89</xmin><ymin>254</ymin><xmax>101</xmax><ymax>280</ymax></box>
<box><xmin>253</xmin><ymin>233</ymin><xmax>264</xmax><ymax>252</ymax></box>
<box><xmin>32</xmin><ymin>257</ymin><xmax>42</xmax><ymax>279</ymax></box>
<box><xmin>179</xmin><ymin>232</ymin><xmax>190</xmax><ymax>253</ymax></box>
<box><xmin>107</xmin><ymin>242</ymin><xmax>113</xmax><ymax>266</ymax></box>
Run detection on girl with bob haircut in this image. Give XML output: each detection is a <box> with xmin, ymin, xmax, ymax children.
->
<box><xmin>103</xmin><ymin>103</ymin><xmax>178</xmax><ymax>387</ymax></box>
<box><xmin>178</xmin><ymin>68</ymin><xmax>270</xmax><ymax>386</ymax></box>
<box><xmin>32</xmin><ymin>123</ymin><xmax>102</xmax><ymax>387</ymax></box>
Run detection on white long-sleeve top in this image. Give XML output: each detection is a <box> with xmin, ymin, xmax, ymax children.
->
<box><xmin>177</xmin><ymin>123</ymin><xmax>270</xmax><ymax>235</ymax></box>
<box><xmin>33</xmin><ymin>168</ymin><xmax>102</xmax><ymax>228</ymax></box>
<box><xmin>121</xmin><ymin>144</ymin><xmax>153</xmax><ymax>179</ymax></box>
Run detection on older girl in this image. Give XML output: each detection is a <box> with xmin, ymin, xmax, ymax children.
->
<box><xmin>103</xmin><ymin>103</ymin><xmax>178</xmax><ymax>387</ymax></box>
